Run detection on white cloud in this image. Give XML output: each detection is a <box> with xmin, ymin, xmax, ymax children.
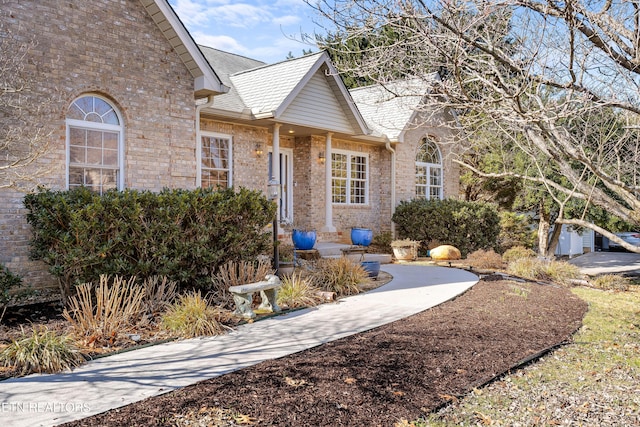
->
<box><xmin>209</xmin><ymin>3</ymin><xmax>272</xmax><ymax>28</ymax></box>
<box><xmin>274</xmin><ymin>0</ymin><xmax>306</xmax><ymax>7</ymax></box>
<box><xmin>272</xmin><ymin>15</ymin><xmax>301</xmax><ymax>26</ymax></box>
<box><xmin>170</xmin><ymin>0</ymin><xmax>321</xmax><ymax>63</ymax></box>
<box><xmin>192</xmin><ymin>32</ymin><xmax>247</xmax><ymax>53</ymax></box>
<box><xmin>170</xmin><ymin>0</ymin><xmax>210</xmax><ymax>26</ymax></box>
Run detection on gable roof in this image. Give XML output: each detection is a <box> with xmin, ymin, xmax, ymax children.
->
<box><xmin>350</xmin><ymin>77</ymin><xmax>436</xmax><ymax>142</ymax></box>
<box><xmin>139</xmin><ymin>0</ymin><xmax>228</xmax><ymax>97</ymax></box>
<box><xmin>199</xmin><ymin>47</ymin><xmax>267</xmax><ymax>113</ymax></box>
<box><xmin>200</xmin><ymin>48</ymin><xmax>370</xmax><ymax>137</ymax></box>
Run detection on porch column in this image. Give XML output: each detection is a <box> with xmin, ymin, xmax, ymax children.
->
<box><xmin>322</xmin><ymin>132</ymin><xmax>336</xmax><ymax>232</ymax></box>
<box><xmin>272</xmin><ymin>123</ymin><xmax>281</xmax><ymax>223</ymax></box>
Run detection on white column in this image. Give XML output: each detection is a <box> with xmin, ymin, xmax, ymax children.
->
<box><xmin>272</xmin><ymin>123</ymin><xmax>281</xmax><ymax>222</ymax></box>
<box><xmin>322</xmin><ymin>132</ymin><xmax>336</xmax><ymax>232</ymax></box>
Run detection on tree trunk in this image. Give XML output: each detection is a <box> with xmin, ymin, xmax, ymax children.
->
<box><xmin>538</xmin><ymin>202</ymin><xmax>550</xmax><ymax>258</ymax></box>
<box><xmin>547</xmin><ymin>222</ymin><xmax>563</xmax><ymax>257</ymax></box>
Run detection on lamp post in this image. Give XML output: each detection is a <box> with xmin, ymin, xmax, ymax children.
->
<box><xmin>267</xmin><ymin>178</ymin><xmax>280</xmax><ymax>273</ymax></box>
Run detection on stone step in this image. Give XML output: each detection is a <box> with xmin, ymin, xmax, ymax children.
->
<box><xmin>313</xmin><ymin>242</ymin><xmax>393</xmax><ymax>264</ymax></box>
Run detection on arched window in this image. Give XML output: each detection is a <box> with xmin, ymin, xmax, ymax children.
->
<box><xmin>66</xmin><ymin>95</ymin><xmax>123</xmax><ymax>194</ymax></box>
<box><xmin>415</xmin><ymin>137</ymin><xmax>443</xmax><ymax>199</ymax></box>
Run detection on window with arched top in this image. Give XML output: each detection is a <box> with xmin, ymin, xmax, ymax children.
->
<box><xmin>66</xmin><ymin>95</ymin><xmax>124</xmax><ymax>194</ymax></box>
<box><xmin>415</xmin><ymin>137</ymin><xmax>443</xmax><ymax>199</ymax></box>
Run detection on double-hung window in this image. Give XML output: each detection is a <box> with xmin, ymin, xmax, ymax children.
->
<box><xmin>66</xmin><ymin>95</ymin><xmax>123</xmax><ymax>194</ymax></box>
<box><xmin>200</xmin><ymin>132</ymin><xmax>232</xmax><ymax>188</ymax></box>
<box><xmin>331</xmin><ymin>150</ymin><xmax>368</xmax><ymax>204</ymax></box>
<box><xmin>415</xmin><ymin>137</ymin><xmax>443</xmax><ymax>200</ymax></box>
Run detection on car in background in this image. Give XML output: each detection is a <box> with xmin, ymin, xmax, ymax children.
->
<box><xmin>609</xmin><ymin>232</ymin><xmax>640</xmax><ymax>251</ymax></box>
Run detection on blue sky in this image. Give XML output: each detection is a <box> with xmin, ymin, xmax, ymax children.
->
<box><xmin>169</xmin><ymin>0</ymin><xmax>325</xmax><ymax>63</ymax></box>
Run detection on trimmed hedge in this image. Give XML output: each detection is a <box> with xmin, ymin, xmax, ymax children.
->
<box><xmin>392</xmin><ymin>198</ymin><xmax>500</xmax><ymax>257</ymax></box>
<box><xmin>24</xmin><ymin>187</ymin><xmax>275</xmax><ymax>299</ymax></box>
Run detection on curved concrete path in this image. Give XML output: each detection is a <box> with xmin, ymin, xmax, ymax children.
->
<box><xmin>0</xmin><ymin>265</ymin><xmax>478</xmax><ymax>426</ymax></box>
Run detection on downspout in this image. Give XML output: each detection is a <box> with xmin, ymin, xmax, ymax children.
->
<box><xmin>195</xmin><ymin>96</ymin><xmax>215</xmax><ymax>186</ymax></box>
<box><xmin>385</xmin><ymin>141</ymin><xmax>396</xmax><ymax>237</ymax></box>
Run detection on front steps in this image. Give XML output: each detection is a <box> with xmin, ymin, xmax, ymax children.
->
<box><xmin>314</xmin><ymin>242</ymin><xmax>393</xmax><ymax>264</ymax></box>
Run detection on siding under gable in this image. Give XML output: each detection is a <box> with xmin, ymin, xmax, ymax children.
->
<box><xmin>279</xmin><ymin>73</ymin><xmax>355</xmax><ymax>134</ymax></box>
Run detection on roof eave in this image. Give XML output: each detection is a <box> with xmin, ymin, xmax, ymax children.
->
<box><xmin>141</xmin><ymin>0</ymin><xmax>229</xmax><ymax>96</ymax></box>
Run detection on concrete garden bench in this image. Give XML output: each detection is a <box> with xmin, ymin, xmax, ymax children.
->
<box><xmin>340</xmin><ymin>246</ymin><xmax>367</xmax><ymax>261</ymax></box>
<box><xmin>228</xmin><ymin>274</ymin><xmax>282</xmax><ymax>319</ymax></box>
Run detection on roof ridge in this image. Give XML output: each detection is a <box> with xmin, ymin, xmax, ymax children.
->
<box><xmin>198</xmin><ymin>44</ymin><xmax>267</xmax><ymax>65</ymax></box>
<box><xmin>231</xmin><ymin>50</ymin><xmax>325</xmax><ymax>77</ymax></box>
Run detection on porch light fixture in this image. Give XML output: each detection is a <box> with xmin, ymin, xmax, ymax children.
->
<box><xmin>318</xmin><ymin>151</ymin><xmax>326</xmax><ymax>165</ymax></box>
<box><xmin>254</xmin><ymin>143</ymin><xmax>264</xmax><ymax>157</ymax></box>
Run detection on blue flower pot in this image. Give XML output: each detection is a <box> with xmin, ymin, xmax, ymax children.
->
<box><xmin>360</xmin><ymin>260</ymin><xmax>380</xmax><ymax>279</ymax></box>
<box><xmin>292</xmin><ymin>229</ymin><xmax>316</xmax><ymax>250</ymax></box>
<box><xmin>351</xmin><ymin>228</ymin><xmax>373</xmax><ymax>247</ymax></box>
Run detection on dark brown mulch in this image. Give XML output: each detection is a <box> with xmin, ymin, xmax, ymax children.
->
<box><xmin>64</xmin><ymin>279</ymin><xmax>588</xmax><ymax>427</ymax></box>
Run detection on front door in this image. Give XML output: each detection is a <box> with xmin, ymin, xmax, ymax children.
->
<box><xmin>268</xmin><ymin>149</ymin><xmax>293</xmax><ymax>224</ymax></box>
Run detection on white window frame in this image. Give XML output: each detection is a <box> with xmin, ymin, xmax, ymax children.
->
<box><xmin>415</xmin><ymin>137</ymin><xmax>443</xmax><ymax>200</ymax></box>
<box><xmin>331</xmin><ymin>149</ymin><xmax>369</xmax><ymax>205</ymax></box>
<box><xmin>66</xmin><ymin>95</ymin><xmax>124</xmax><ymax>194</ymax></box>
<box><xmin>198</xmin><ymin>131</ymin><xmax>233</xmax><ymax>188</ymax></box>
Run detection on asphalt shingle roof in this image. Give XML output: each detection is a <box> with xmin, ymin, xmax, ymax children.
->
<box><xmin>230</xmin><ymin>52</ymin><xmax>325</xmax><ymax>116</ymax></box>
<box><xmin>350</xmin><ymin>78</ymin><xmax>432</xmax><ymax>141</ymax></box>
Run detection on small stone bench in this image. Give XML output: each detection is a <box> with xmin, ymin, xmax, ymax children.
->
<box><xmin>340</xmin><ymin>246</ymin><xmax>367</xmax><ymax>261</ymax></box>
<box><xmin>228</xmin><ymin>274</ymin><xmax>282</xmax><ymax>319</ymax></box>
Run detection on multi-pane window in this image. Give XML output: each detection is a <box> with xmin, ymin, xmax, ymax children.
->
<box><xmin>200</xmin><ymin>133</ymin><xmax>231</xmax><ymax>188</ymax></box>
<box><xmin>332</xmin><ymin>151</ymin><xmax>368</xmax><ymax>204</ymax></box>
<box><xmin>66</xmin><ymin>95</ymin><xmax>123</xmax><ymax>194</ymax></box>
<box><xmin>415</xmin><ymin>137</ymin><xmax>443</xmax><ymax>199</ymax></box>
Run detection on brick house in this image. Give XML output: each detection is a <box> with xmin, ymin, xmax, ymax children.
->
<box><xmin>0</xmin><ymin>0</ymin><xmax>460</xmax><ymax>288</ymax></box>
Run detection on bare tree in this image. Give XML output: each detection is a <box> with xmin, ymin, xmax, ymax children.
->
<box><xmin>0</xmin><ymin>27</ymin><xmax>56</xmax><ymax>190</ymax></box>
<box><xmin>310</xmin><ymin>0</ymin><xmax>640</xmax><ymax>253</ymax></box>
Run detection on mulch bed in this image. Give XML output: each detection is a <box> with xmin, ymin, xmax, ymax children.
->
<box><xmin>64</xmin><ymin>278</ymin><xmax>588</xmax><ymax>426</ymax></box>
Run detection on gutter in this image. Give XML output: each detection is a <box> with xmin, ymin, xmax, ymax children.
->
<box><xmin>385</xmin><ymin>141</ymin><xmax>397</xmax><ymax>237</ymax></box>
<box><xmin>195</xmin><ymin>96</ymin><xmax>216</xmax><ymax>186</ymax></box>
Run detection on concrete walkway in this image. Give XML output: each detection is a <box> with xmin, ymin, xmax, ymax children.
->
<box><xmin>0</xmin><ymin>265</ymin><xmax>478</xmax><ymax>427</ymax></box>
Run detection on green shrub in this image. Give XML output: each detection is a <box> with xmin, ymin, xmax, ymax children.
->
<box><xmin>392</xmin><ymin>199</ymin><xmax>501</xmax><ymax>257</ymax></box>
<box><xmin>0</xmin><ymin>326</ymin><xmax>84</xmax><ymax>375</ymax></box>
<box><xmin>502</xmin><ymin>246</ymin><xmax>537</xmax><ymax>263</ymax></box>
<box><xmin>24</xmin><ymin>187</ymin><xmax>276</xmax><ymax>299</ymax></box>
<box><xmin>498</xmin><ymin>211</ymin><xmax>536</xmax><ymax>252</ymax></box>
<box><xmin>368</xmin><ymin>231</ymin><xmax>393</xmax><ymax>254</ymax></box>
<box><xmin>0</xmin><ymin>264</ymin><xmax>23</xmax><ymax>306</ymax></box>
<box><xmin>308</xmin><ymin>258</ymin><xmax>367</xmax><ymax>297</ymax></box>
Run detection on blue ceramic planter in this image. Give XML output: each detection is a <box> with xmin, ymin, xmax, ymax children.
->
<box><xmin>360</xmin><ymin>260</ymin><xmax>380</xmax><ymax>279</ymax></box>
<box><xmin>350</xmin><ymin>228</ymin><xmax>373</xmax><ymax>247</ymax></box>
<box><xmin>292</xmin><ymin>229</ymin><xmax>316</xmax><ymax>250</ymax></box>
